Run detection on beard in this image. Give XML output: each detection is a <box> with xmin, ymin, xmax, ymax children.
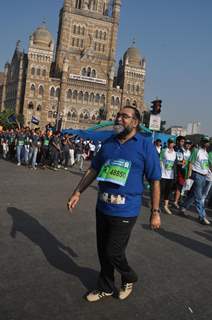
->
<box><xmin>113</xmin><ymin>123</ymin><xmax>133</xmax><ymax>138</ymax></box>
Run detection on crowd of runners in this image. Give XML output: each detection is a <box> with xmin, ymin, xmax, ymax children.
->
<box><xmin>0</xmin><ymin>127</ymin><xmax>101</xmax><ymax>171</ymax></box>
<box><xmin>0</xmin><ymin>126</ymin><xmax>211</xmax><ymax>224</ymax></box>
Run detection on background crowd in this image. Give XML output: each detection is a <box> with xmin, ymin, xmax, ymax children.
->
<box><xmin>0</xmin><ymin>127</ymin><xmax>211</xmax><ymax>223</ymax></box>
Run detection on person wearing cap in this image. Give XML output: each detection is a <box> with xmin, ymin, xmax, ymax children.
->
<box><xmin>173</xmin><ymin>137</ymin><xmax>192</xmax><ymax>208</ymax></box>
<box><xmin>67</xmin><ymin>106</ymin><xmax>161</xmax><ymax>302</ymax></box>
<box><xmin>160</xmin><ymin>138</ymin><xmax>177</xmax><ymax>214</ymax></box>
<box><xmin>180</xmin><ymin>135</ymin><xmax>211</xmax><ymax>225</ymax></box>
<box><xmin>154</xmin><ymin>139</ymin><xmax>162</xmax><ymax>155</ymax></box>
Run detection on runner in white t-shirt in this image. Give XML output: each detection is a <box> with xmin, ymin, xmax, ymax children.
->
<box><xmin>180</xmin><ymin>136</ymin><xmax>211</xmax><ymax>225</ymax></box>
<box><xmin>160</xmin><ymin>138</ymin><xmax>176</xmax><ymax>214</ymax></box>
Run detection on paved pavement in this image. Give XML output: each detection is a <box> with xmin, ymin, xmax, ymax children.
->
<box><xmin>0</xmin><ymin>159</ymin><xmax>212</xmax><ymax>320</ymax></box>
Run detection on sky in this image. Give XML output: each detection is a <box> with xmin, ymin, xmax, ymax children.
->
<box><xmin>0</xmin><ymin>0</ymin><xmax>212</xmax><ymax>135</ymax></box>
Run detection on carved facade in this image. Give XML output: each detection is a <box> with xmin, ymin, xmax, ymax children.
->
<box><xmin>0</xmin><ymin>0</ymin><xmax>146</xmax><ymax>129</ymax></box>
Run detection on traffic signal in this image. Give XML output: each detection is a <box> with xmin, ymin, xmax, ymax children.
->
<box><xmin>151</xmin><ymin>99</ymin><xmax>162</xmax><ymax>115</ymax></box>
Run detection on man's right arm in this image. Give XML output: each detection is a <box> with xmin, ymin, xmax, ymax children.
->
<box><xmin>67</xmin><ymin>167</ymin><xmax>98</xmax><ymax>212</ymax></box>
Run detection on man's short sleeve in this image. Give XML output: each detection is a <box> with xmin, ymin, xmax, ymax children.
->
<box><xmin>189</xmin><ymin>148</ymin><xmax>198</xmax><ymax>164</ymax></box>
<box><xmin>144</xmin><ymin>139</ymin><xmax>161</xmax><ymax>181</ymax></box>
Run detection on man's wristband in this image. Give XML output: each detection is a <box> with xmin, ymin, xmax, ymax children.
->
<box><xmin>151</xmin><ymin>208</ymin><xmax>161</xmax><ymax>214</ymax></box>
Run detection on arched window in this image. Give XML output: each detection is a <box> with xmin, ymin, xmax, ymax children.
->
<box><xmin>90</xmin><ymin>92</ymin><xmax>94</xmax><ymax>102</ymax></box>
<box><xmin>82</xmin><ymin>27</ymin><xmax>85</xmax><ymax>35</ymax></box>
<box><xmin>80</xmin><ymin>113</ymin><xmax>84</xmax><ymax>119</ymax></box>
<box><xmin>77</xmin><ymin>26</ymin><xmax>81</xmax><ymax>35</ymax></box>
<box><xmin>67</xmin><ymin>112</ymin><xmax>71</xmax><ymax>121</ymax></box>
<box><xmin>30</xmin><ymin>84</ymin><xmax>36</xmax><ymax>96</ymax></box>
<box><xmin>82</xmin><ymin>68</ymin><xmax>87</xmax><ymax>76</ymax></box>
<box><xmin>87</xmin><ymin>67</ymin><xmax>91</xmax><ymax>77</ymax></box>
<box><xmin>126</xmin><ymin>99</ymin><xmax>131</xmax><ymax>106</ymax></box>
<box><xmin>37</xmin><ymin>68</ymin><xmax>41</xmax><ymax>76</ymax></box>
<box><xmin>31</xmin><ymin>67</ymin><xmax>35</xmax><ymax>75</ymax></box>
<box><xmin>115</xmin><ymin>97</ymin><xmax>120</xmax><ymax>106</ymax></box>
<box><xmin>55</xmin><ymin>88</ymin><xmax>60</xmax><ymax>98</ymax></box>
<box><xmin>91</xmin><ymin>69</ymin><xmax>96</xmax><ymax>78</ymax></box>
<box><xmin>42</xmin><ymin>69</ymin><xmax>46</xmax><ymax>77</ymax></box>
<box><xmin>84</xmin><ymin>111</ymin><xmax>90</xmax><ymax>119</ymax></box>
<box><xmin>79</xmin><ymin>91</ymin><xmax>83</xmax><ymax>101</ymax></box>
<box><xmin>75</xmin><ymin>0</ymin><xmax>82</xmax><ymax>9</ymax></box>
<box><xmin>73</xmin><ymin>90</ymin><xmax>78</xmax><ymax>100</ymax></box>
<box><xmin>127</xmin><ymin>84</ymin><xmax>131</xmax><ymax>92</ymax></box>
<box><xmin>101</xmin><ymin>95</ymin><xmax>105</xmax><ymax>104</ymax></box>
<box><xmin>136</xmin><ymin>85</ymin><xmax>140</xmax><ymax>93</ymax></box>
<box><xmin>95</xmin><ymin>30</ymin><xmax>98</xmax><ymax>38</ymax></box>
<box><xmin>72</xmin><ymin>111</ymin><xmax>77</xmax><ymax>119</ymax></box>
<box><xmin>73</xmin><ymin>25</ymin><xmax>77</xmax><ymax>34</ymax></box>
<box><xmin>67</xmin><ymin>89</ymin><xmax>72</xmax><ymax>99</ymax></box>
<box><xmin>37</xmin><ymin>105</ymin><xmax>42</xmax><ymax>111</ymax></box>
<box><xmin>95</xmin><ymin>93</ymin><xmax>100</xmax><ymax>103</ymax></box>
<box><xmin>28</xmin><ymin>102</ymin><xmax>34</xmax><ymax>109</ymax></box>
<box><xmin>38</xmin><ymin>85</ymin><xmax>44</xmax><ymax>96</ymax></box>
<box><xmin>111</xmin><ymin>96</ymin><xmax>115</xmax><ymax>106</ymax></box>
<box><xmin>92</xmin><ymin>0</ymin><xmax>97</xmax><ymax>10</ymax></box>
<box><xmin>84</xmin><ymin>92</ymin><xmax>89</xmax><ymax>102</ymax></box>
<box><xmin>103</xmin><ymin>32</ymin><xmax>107</xmax><ymax>40</ymax></box>
<box><xmin>50</xmin><ymin>87</ymin><xmax>55</xmax><ymax>97</ymax></box>
<box><xmin>99</xmin><ymin>31</ymin><xmax>102</xmax><ymax>40</ymax></box>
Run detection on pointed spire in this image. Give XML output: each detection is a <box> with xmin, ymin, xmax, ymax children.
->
<box><xmin>16</xmin><ymin>40</ymin><xmax>21</xmax><ymax>52</ymax></box>
<box><xmin>132</xmin><ymin>38</ymin><xmax>136</xmax><ymax>47</ymax></box>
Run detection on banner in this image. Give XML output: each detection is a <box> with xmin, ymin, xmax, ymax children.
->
<box><xmin>31</xmin><ymin>116</ymin><xmax>40</xmax><ymax>125</ymax></box>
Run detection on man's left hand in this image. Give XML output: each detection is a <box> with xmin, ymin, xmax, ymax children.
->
<box><xmin>150</xmin><ymin>213</ymin><xmax>161</xmax><ymax>230</ymax></box>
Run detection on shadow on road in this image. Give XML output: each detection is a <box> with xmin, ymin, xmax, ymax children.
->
<box><xmin>141</xmin><ymin>224</ymin><xmax>212</xmax><ymax>259</ymax></box>
<box><xmin>7</xmin><ymin>207</ymin><xmax>98</xmax><ymax>290</ymax></box>
<box><xmin>195</xmin><ymin>230</ymin><xmax>212</xmax><ymax>242</ymax></box>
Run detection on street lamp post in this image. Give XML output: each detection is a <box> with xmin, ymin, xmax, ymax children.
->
<box><xmin>53</xmin><ymin>111</ymin><xmax>63</xmax><ymax>131</ymax></box>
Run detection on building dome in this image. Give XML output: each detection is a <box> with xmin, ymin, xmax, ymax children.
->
<box><xmin>33</xmin><ymin>24</ymin><xmax>53</xmax><ymax>48</ymax></box>
<box><xmin>124</xmin><ymin>47</ymin><xmax>142</xmax><ymax>66</ymax></box>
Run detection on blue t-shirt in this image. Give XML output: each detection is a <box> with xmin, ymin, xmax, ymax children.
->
<box><xmin>91</xmin><ymin>133</ymin><xmax>161</xmax><ymax>217</ymax></box>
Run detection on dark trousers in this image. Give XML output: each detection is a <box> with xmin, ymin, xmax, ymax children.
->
<box><xmin>96</xmin><ymin>210</ymin><xmax>138</xmax><ymax>293</ymax></box>
<box><xmin>160</xmin><ymin>178</ymin><xmax>174</xmax><ymax>201</ymax></box>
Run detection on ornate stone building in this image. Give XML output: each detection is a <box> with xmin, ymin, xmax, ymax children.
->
<box><xmin>0</xmin><ymin>0</ymin><xmax>146</xmax><ymax>129</ymax></box>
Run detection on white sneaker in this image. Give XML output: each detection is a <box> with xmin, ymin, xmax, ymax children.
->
<box><xmin>17</xmin><ymin>162</ymin><xmax>21</xmax><ymax>166</ymax></box>
<box><xmin>86</xmin><ymin>290</ymin><xmax>113</xmax><ymax>302</ymax></box>
<box><xmin>164</xmin><ymin>206</ymin><xmax>172</xmax><ymax>215</ymax></box>
<box><xmin>119</xmin><ymin>283</ymin><xmax>133</xmax><ymax>300</ymax></box>
<box><xmin>199</xmin><ymin>217</ymin><xmax>211</xmax><ymax>225</ymax></box>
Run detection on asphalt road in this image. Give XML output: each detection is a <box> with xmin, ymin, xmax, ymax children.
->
<box><xmin>0</xmin><ymin>159</ymin><xmax>212</xmax><ymax>320</ymax></box>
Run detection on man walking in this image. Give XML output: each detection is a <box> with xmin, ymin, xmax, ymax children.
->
<box><xmin>67</xmin><ymin>106</ymin><xmax>161</xmax><ymax>302</ymax></box>
<box><xmin>180</xmin><ymin>136</ymin><xmax>211</xmax><ymax>224</ymax></box>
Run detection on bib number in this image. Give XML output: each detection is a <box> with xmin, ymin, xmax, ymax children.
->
<box><xmin>97</xmin><ymin>159</ymin><xmax>131</xmax><ymax>186</ymax></box>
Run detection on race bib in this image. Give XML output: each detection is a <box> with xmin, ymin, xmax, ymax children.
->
<box><xmin>165</xmin><ymin>160</ymin><xmax>174</xmax><ymax>171</ymax></box>
<box><xmin>201</xmin><ymin>159</ymin><xmax>209</xmax><ymax>170</ymax></box>
<box><xmin>44</xmin><ymin>139</ymin><xmax>49</xmax><ymax>146</ymax></box>
<box><xmin>97</xmin><ymin>159</ymin><xmax>131</xmax><ymax>186</ymax></box>
<box><xmin>18</xmin><ymin>140</ymin><xmax>24</xmax><ymax>146</ymax></box>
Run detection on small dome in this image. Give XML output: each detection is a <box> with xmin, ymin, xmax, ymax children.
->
<box><xmin>124</xmin><ymin>47</ymin><xmax>142</xmax><ymax>66</ymax></box>
<box><xmin>33</xmin><ymin>24</ymin><xmax>53</xmax><ymax>48</ymax></box>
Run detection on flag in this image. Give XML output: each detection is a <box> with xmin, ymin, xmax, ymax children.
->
<box><xmin>31</xmin><ymin>116</ymin><xmax>40</xmax><ymax>125</ymax></box>
<box><xmin>8</xmin><ymin>114</ymin><xmax>17</xmax><ymax>123</ymax></box>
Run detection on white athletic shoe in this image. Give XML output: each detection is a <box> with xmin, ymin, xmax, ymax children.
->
<box><xmin>119</xmin><ymin>283</ymin><xmax>133</xmax><ymax>300</ymax></box>
<box><xmin>86</xmin><ymin>290</ymin><xmax>113</xmax><ymax>302</ymax></box>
